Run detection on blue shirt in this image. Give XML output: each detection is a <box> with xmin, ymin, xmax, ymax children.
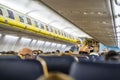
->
<box><xmin>70</xmin><ymin>45</ymin><xmax>79</xmax><ymax>53</ymax></box>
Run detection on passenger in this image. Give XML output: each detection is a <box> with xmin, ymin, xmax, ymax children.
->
<box><xmin>37</xmin><ymin>72</ymin><xmax>74</xmax><ymax>80</ymax></box>
<box><xmin>105</xmin><ymin>50</ymin><xmax>120</xmax><ymax>61</ymax></box>
<box><xmin>79</xmin><ymin>40</ymin><xmax>89</xmax><ymax>55</ymax></box>
<box><xmin>32</xmin><ymin>50</ymin><xmax>39</xmax><ymax>56</ymax></box>
<box><xmin>90</xmin><ymin>46</ymin><xmax>99</xmax><ymax>56</ymax></box>
<box><xmin>18</xmin><ymin>48</ymin><xmax>34</xmax><ymax>59</ymax></box>
<box><xmin>38</xmin><ymin>50</ymin><xmax>43</xmax><ymax>54</ymax></box>
<box><xmin>52</xmin><ymin>51</ymin><xmax>56</xmax><ymax>54</ymax></box>
<box><xmin>6</xmin><ymin>51</ymin><xmax>17</xmax><ymax>55</ymax></box>
<box><xmin>44</xmin><ymin>52</ymin><xmax>51</xmax><ymax>54</ymax></box>
<box><xmin>0</xmin><ymin>51</ymin><xmax>4</xmax><ymax>54</ymax></box>
<box><xmin>69</xmin><ymin>40</ymin><xmax>81</xmax><ymax>54</ymax></box>
<box><xmin>89</xmin><ymin>46</ymin><xmax>94</xmax><ymax>53</ymax></box>
<box><xmin>32</xmin><ymin>50</ymin><xmax>40</xmax><ymax>59</ymax></box>
<box><xmin>56</xmin><ymin>50</ymin><xmax>60</xmax><ymax>54</ymax></box>
<box><xmin>101</xmin><ymin>48</ymin><xmax>108</xmax><ymax>56</ymax></box>
<box><xmin>58</xmin><ymin>52</ymin><xmax>66</xmax><ymax>56</ymax></box>
<box><xmin>65</xmin><ymin>50</ymin><xmax>72</xmax><ymax>55</ymax></box>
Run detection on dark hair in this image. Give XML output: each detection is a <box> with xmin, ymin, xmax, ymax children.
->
<box><xmin>76</xmin><ymin>40</ymin><xmax>81</xmax><ymax>44</ymax></box>
<box><xmin>56</xmin><ymin>50</ymin><xmax>60</xmax><ymax>53</ymax></box>
<box><xmin>105</xmin><ymin>50</ymin><xmax>119</xmax><ymax>61</ymax></box>
<box><xmin>6</xmin><ymin>51</ymin><xmax>17</xmax><ymax>54</ymax></box>
<box><xmin>65</xmin><ymin>51</ymin><xmax>69</xmax><ymax>53</ymax></box>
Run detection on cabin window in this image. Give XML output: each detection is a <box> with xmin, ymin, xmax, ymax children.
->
<box><xmin>68</xmin><ymin>34</ymin><xmax>70</xmax><ymax>38</ymax></box>
<box><xmin>40</xmin><ymin>24</ymin><xmax>44</xmax><ymax>30</ymax></box>
<box><xmin>54</xmin><ymin>29</ymin><xmax>57</xmax><ymax>34</ymax></box>
<box><xmin>69</xmin><ymin>35</ymin><xmax>72</xmax><ymax>39</ymax></box>
<box><xmin>19</xmin><ymin>16</ymin><xmax>24</xmax><ymax>23</ymax></box>
<box><xmin>58</xmin><ymin>30</ymin><xmax>60</xmax><ymax>35</ymax></box>
<box><xmin>7</xmin><ymin>10</ymin><xmax>14</xmax><ymax>19</ymax></box>
<box><xmin>34</xmin><ymin>21</ymin><xmax>39</xmax><ymax>27</ymax></box>
<box><xmin>69</xmin><ymin>35</ymin><xmax>71</xmax><ymax>38</ymax></box>
<box><xmin>60</xmin><ymin>31</ymin><xmax>62</xmax><ymax>36</ymax></box>
<box><xmin>46</xmin><ymin>25</ymin><xmax>49</xmax><ymax>31</ymax></box>
<box><xmin>62</xmin><ymin>32</ymin><xmax>64</xmax><ymax>36</ymax></box>
<box><xmin>49</xmin><ymin>26</ymin><xmax>53</xmax><ymax>32</ymax></box>
<box><xmin>51</xmin><ymin>27</ymin><xmax>53</xmax><ymax>33</ymax></box>
<box><xmin>67</xmin><ymin>34</ymin><xmax>69</xmax><ymax>38</ymax></box>
<box><xmin>61</xmin><ymin>32</ymin><xmax>63</xmax><ymax>36</ymax></box>
<box><xmin>0</xmin><ymin>9</ymin><xmax>3</xmax><ymax>15</ymax></box>
<box><xmin>66</xmin><ymin>33</ymin><xmax>68</xmax><ymax>38</ymax></box>
<box><xmin>72</xmin><ymin>36</ymin><xmax>74</xmax><ymax>39</ymax></box>
<box><xmin>71</xmin><ymin>36</ymin><xmax>73</xmax><ymax>39</ymax></box>
<box><xmin>64</xmin><ymin>32</ymin><xmax>66</xmax><ymax>37</ymax></box>
<box><xmin>48</xmin><ymin>27</ymin><xmax>51</xmax><ymax>32</ymax></box>
<box><xmin>26</xmin><ymin>17</ymin><xmax>32</xmax><ymax>25</ymax></box>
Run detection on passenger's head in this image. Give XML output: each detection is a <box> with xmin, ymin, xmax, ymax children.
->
<box><xmin>89</xmin><ymin>46</ymin><xmax>94</xmax><ymax>53</ymax></box>
<box><xmin>52</xmin><ymin>51</ymin><xmax>56</xmax><ymax>54</ymax></box>
<box><xmin>105</xmin><ymin>50</ymin><xmax>120</xmax><ymax>61</ymax></box>
<box><xmin>73</xmin><ymin>40</ymin><xmax>80</xmax><ymax>49</ymax></box>
<box><xmin>56</xmin><ymin>50</ymin><xmax>60</xmax><ymax>53</ymax></box>
<box><xmin>32</xmin><ymin>50</ymin><xmax>39</xmax><ymax>55</ymax></box>
<box><xmin>75</xmin><ymin>40</ymin><xmax>81</xmax><ymax>46</ymax></box>
<box><xmin>37</xmin><ymin>72</ymin><xmax>74</xmax><ymax>80</ymax></box>
<box><xmin>6</xmin><ymin>51</ymin><xmax>17</xmax><ymax>55</ymax></box>
<box><xmin>38</xmin><ymin>50</ymin><xmax>43</xmax><ymax>54</ymax></box>
<box><xmin>18</xmin><ymin>48</ymin><xmax>34</xmax><ymax>59</ymax></box>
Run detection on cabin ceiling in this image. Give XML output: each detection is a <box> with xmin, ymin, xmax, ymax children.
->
<box><xmin>39</xmin><ymin>0</ymin><xmax>117</xmax><ymax>46</ymax></box>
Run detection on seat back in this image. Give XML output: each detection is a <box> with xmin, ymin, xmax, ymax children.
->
<box><xmin>39</xmin><ymin>55</ymin><xmax>75</xmax><ymax>74</ymax></box>
<box><xmin>0</xmin><ymin>59</ymin><xmax>43</xmax><ymax>80</ymax></box>
<box><xmin>78</xmin><ymin>56</ymin><xmax>89</xmax><ymax>61</ymax></box>
<box><xmin>70</xmin><ymin>61</ymin><xmax>120</xmax><ymax>80</ymax></box>
<box><xmin>0</xmin><ymin>55</ymin><xmax>21</xmax><ymax>59</ymax></box>
<box><xmin>88</xmin><ymin>55</ymin><xmax>104</xmax><ymax>62</ymax></box>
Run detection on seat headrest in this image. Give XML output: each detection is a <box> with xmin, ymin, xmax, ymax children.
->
<box><xmin>0</xmin><ymin>59</ymin><xmax>43</xmax><ymax>80</ymax></box>
<box><xmin>70</xmin><ymin>61</ymin><xmax>120</xmax><ymax>80</ymax></box>
<box><xmin>0</xmin><ymin>55</ymin><xmax>21</xmax><ymax>59</ymax></box>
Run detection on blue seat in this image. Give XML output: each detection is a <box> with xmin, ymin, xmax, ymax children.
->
<box><xmin>39</xmin><ymin>55</ymin><xmax>75</xmax><ymax>74</ymax></box>
<box><xmin>70</xmin><ymin>61</ymin><xmax>120</xmax><ymax>80</ymax></box>
<box><xmin>0</xmin><ymin>59</ymin><xmax>43</xmax><ymax>80</ymax></box>
<box><xmin>78</xmin><ymin>56</ymin><xmax>89</xmax><ymax>61</ymax></box>
<box><xmin>0</xmin><ymin>55</ymin><xmax>20</xmax><ymax>59</ymax></box>
<box><xmin>88</xmin><ymin>55</ymin><xmax>104</xmax><ymax>62</ymax></box>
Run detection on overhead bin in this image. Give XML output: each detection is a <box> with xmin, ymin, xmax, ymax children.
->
<box><xmin>0</xmin><ymin>17</ymin><xmax>76</xmax><ymax>43</ymax></box>
<box><xmin>0</xmin><ymin>4</ymin><xmax>76</xmax><ymax>43</ymax></box>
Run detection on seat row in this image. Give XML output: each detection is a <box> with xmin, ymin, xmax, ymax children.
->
<box><xmin>0</xmin><ymin>54</ymin><xmax>117</xmax><ymax>80</ymax></box>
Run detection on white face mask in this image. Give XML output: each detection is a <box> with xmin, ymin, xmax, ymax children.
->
<box><xmin>78</xmin><ymin>44</ymin><xmax>81</xmax><ymax>47</ymax></box>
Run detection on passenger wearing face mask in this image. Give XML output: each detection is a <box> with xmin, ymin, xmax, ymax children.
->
<box><xmin>79</xmin><ymin>40</ymin><xmax>90</xmax><ymax>55</ymax></box>
<box><xmin>69</xmin><ymin>40</ymin><xmax>81</xmax><ymax>54</ymax></box>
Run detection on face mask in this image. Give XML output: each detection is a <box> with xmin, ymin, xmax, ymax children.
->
<box><xmin>78</xmin><ymin>44</ymin><xmax>81</xmax><ymax>47</ymax></box>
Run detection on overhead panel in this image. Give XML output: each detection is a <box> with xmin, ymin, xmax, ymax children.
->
<box><xmin>40</xmin><ymin>0</ymin><xmax>117</xmax><ymax>46</ymax></box>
